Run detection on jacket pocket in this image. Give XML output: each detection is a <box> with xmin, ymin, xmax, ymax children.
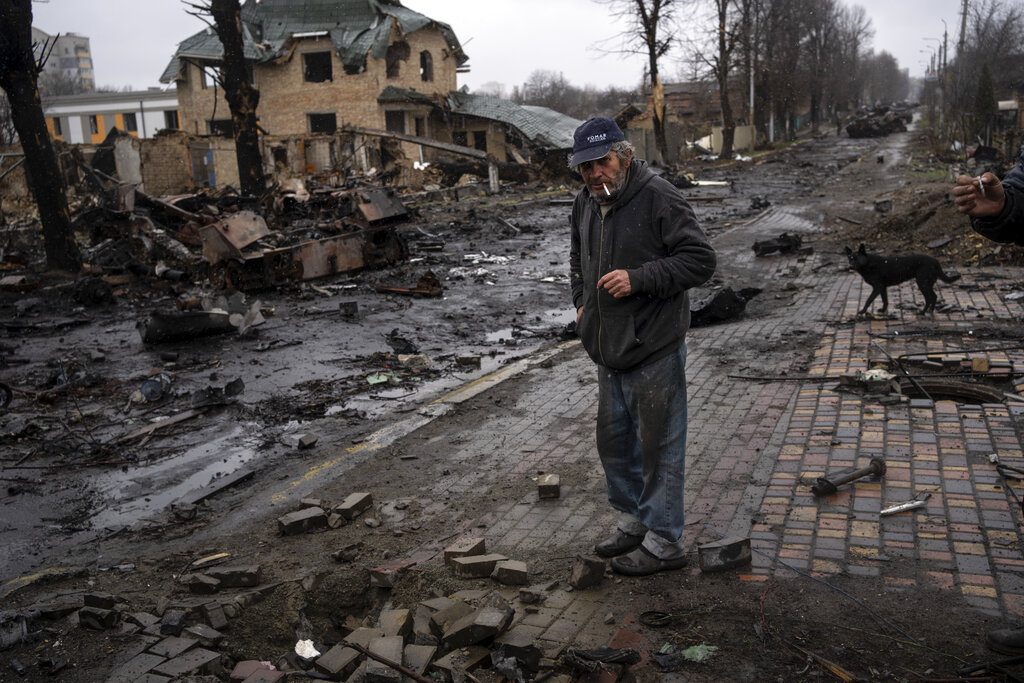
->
<box><xmin>599</xmin><ymin>312</ymin><xmax>644</xmax><ymax>365</ymax></box>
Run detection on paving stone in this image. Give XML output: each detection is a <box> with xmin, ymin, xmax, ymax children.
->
<box><xmin>334</xmin><ymin>492</ymin><xmax>374</xmax><ymax>520</ymax></box>
<box><xmin>241</xmin><ymin>671</ymin><xmax>285</xmax><ymax>683</ymax></box>
<box><xmin>420</xmin><ymin>596</ymin><xmax>455</xmax><ymax>613</ymax></box>
<box><xmin>126</xmin><ymin>612</ymin><xmax>161</xmax><ymax>628</ymax></box>
<box><xmin>297</xmin><ymin>433</ymin><xmax>319</xmax><ymax>449</ymax></box>
<box><xmin>412</xmin><ymin>605</ymin><xmax>438</xmax><ymax>646</ymax></box>
<box><xmin>184</xmin><ymin>623</ymin><xmax>224</xmax><ymax>647</ymax></box>
<box><xmin>451</xmin><ymin>553</ymin><xmax>508</xmax><ymax>579</ymax></box>
<box><xmin>442</xmin><ymin>606</ymin><xmax>514</xmax><ymax>648</ymax></box>
<box><xmin>33</xmin><ymin>599</ymin><xmax>80</xmax><ymax>620</ymax></box>
<box><xmin>345</xmin><ymin>627</ymin><xmax>386</xmax><ymax>648</ymax></box>
<box><xmin>537</xmin><ymin>473</ymin><xmax>560</xmax><ymax>499</ymax></box>
<box><xmin>449</xmin><ymin>589</ymin><xmax>491</xmax><ymax>603</ymax></box>
<box><xmin>314</xmin><ymin>644</ymin><xmax>360</xmax><ymax>680</ymax></box>
<box><xmin>151</xmin><ymin>648</ymin><xmax>220</xmax><ymax>678</ymax></box>
<box><xmin>106</xmin><ymin>652</ymin><xmax>165</xmax><ymax>682</ymax></box>
<box><xmin>698</xmin><ymin>536</ymin><xmax>752</xmax><ymax>573</ymax></box>
<box><xmin>366</xmin><ymin>635</ymin><xmax>404</xmax><ymax>683</ymax></box>
<box><xmin>204</xmin><ymin>564</ymin><xmax>262</xmax><ymax>588</ymax></box>
<box><xmin>443</xmin><ymin>537</ymin><xmax>486</xmax><ymax>566</ymax></box>
<box><xmin>278</xmin><ymin>507</ymin><xmax>328</xmax><ymax>535</ymax></box>
<box><xmin>377</xmin><ymin>608</ymin><xmax>412</xmax><ymax>638</ymax></box>
<box><xmin>134</xmin><ymin>675</ymin><xmax>171</xmax><ymax>683</ymax></box>
<box><xmin>159</xmin><ymin>609</ymin><xmax>187</xmax><ymax>636</ymax></box>
<box><xmin>231</xmin><ymin>660</ymin><xmax>274</xmax><ymax>681</ymax></box>
<box><xmin>203</xmin><ymin>602</ymin><xmax>228</xmax><ymax>630</ymax></box>
<box><xmin>369</xmin><ymin>557</ymin><xmax>419</xmax><ymax>588</ymax></box>
<box><xmin>79</xmin><ymin>606</ymin><xmax>118</xmax><ymax>630</ymax></box>
<box><xmin>83</xmin><ymin>593</ymin><xmax>117</xmax><ymax>610</ymax></box>
<box><xmin>431</xmin><ymin>646</ymin><xmax>490</xmax><ymax>677</ymax></box>
<box><xmin>328</xmin><ymin>513</ymin><xmax>347</xmax><ymax>529</ymax></box>
<box><xmin>492</xmin><ymin>559</ymin><xmax>529</xmax><ymax>585</ymax></box>
<box><xmin>185</xmin><ymin>573</ymin><xmax>221</xmax><ymax>594</ymax></box>
<box><xmin>569</xmin><ymin>556</ymin><xmax>606</xmax><ymax>589</ymax></box>
<box><xmin>429</xmin><ymin>601</ymin><xmax>474</xmax><ymax>637</ymax></box>
<box><xmin>403</xmin><ymin>644</ymin><xmax>436</xmax><ymax>678</ymax></box>
<box><xmin>494</xmin><ymin>625</ymin><xmax>543</xmax><ymax>671</ymax></box>
<box><xmin>148</xmin><ymin>635</ymin><xmax>198</xmax><ymax>659</ymax></box>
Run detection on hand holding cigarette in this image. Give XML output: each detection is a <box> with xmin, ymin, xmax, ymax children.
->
<box><xmin>952</xmin><ymin>172</ymin><xmax>1004</xmax><ymax>218</ymax></box>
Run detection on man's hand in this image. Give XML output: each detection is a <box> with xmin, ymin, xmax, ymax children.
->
<box><xmin>596</xmin><ymin>269</ymin><xmax>632</xmax><ymax>299</ymax></box>
<box><xmin>576</xmin><ymin>306</ymin><xmax>583</xmax><ymax>324</ymax></box>
<box><xmin>952</xmin><ymin>172</ymin><xmax>1005</xmax><ymax>217</ymax></box>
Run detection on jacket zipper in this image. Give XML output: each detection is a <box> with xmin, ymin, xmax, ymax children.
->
<box><xmin>596</xmin><ymin>207</ymin><xmax>607</xmax><ymax>367</ymax></box>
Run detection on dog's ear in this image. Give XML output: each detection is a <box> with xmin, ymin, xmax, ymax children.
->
<box><xmin>843</xmin><ymin>246</ymin><xmax>852</xmax><ymax>255</ymax></box>
<box><xmin>858</xmin><ymin>243</ymin><xmax>866</xmax><ymax>253</ymax></box>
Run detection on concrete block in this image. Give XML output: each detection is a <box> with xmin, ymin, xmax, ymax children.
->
<box><xmin>297</xmin><ymin>434</ymin><xmax>319</xmax><ymax>449</ymax></box>
<box><xmin>148</xmin><ymin>636</ymin><xmax>198</xmax><ymax>659</ymax></box>
<box><xmin>314</xmin><ymin>644</ymin><xmax>360</xmax><ymax>680</ymax></box>
<box><xmin>377</xmin><ymin>608</ymin><xmax>412</xmax><ymax>638</ymax></box>
<box><xmin>185</xmin><ymin>573</ymin><xmax>221</xmax><ymax>594</ymax></box>
<box><xmin>537</xmin><ymin>473</ymin><xmax>560</xmax><ymax>499</ymax></box>
<box><xmin>698</xmin><ymin>535</ymin><xmax>752</xmax><ymax>573</ymax></box>
<box><xmin>299</xmin><ymin>497</ymin><xmax>325</xmax><ymax>509</ymax></box>
<box><xmin>412</xmin><ymin>605</ymin><xmax>438</xmax><ymax>646</ymax></box>
<box><xmin>443</xmin><ymin>537</ymin><xmax>486</xmax><ymax>566</ymax></box>
<box><xmin>106</xmin><ymin>653</ymin><xmax>166</xmax><ymax>682</ymax></box>
<box><xmin>205</xmin><ymin>564</ymin><xmax>262</xmax><ymax>588</ymax></box>
<box><xmin>160</xmin><ymin>609</ymin><xmax>187</xmax><ymax>635</ymax></box>
<box><xmin>278</xmin><ymin>507</ymin><xmax>327</xmax><ymax>535</ymax></box>
<box><xmin>569</xmin><ymin>556</ymin><xmax>605</xmax><ymax>589</ymax></box>
<box><xmin>449</xmin><ymin>589</ymin><xmax>490</xmax><ymax>604</ymax></box>
<box><xmin>494</xmin><ymin>625</ymin><xmax>543</xmax><ymax>671</ymax></box>
<box><xmin>369</xmin><ymin>557</ymin><xmax>419</xmax><ymax>588</ymax></box>
<box><xmin>240</xmin><ymin>671</ymin><xmax>285</xmax><ymax>683</ymax></box>
<box><xmin>442</xmin><ymin>606</ymin><xmax>514</xmax><ymax>648</ymax></box>
<box><xmin>451</xmin><ymin>553</ymin><xmax>507</xmax><ymax>579</ymax></box>
<box><xmin>231</xmin><ymin>660</ymin><xmax>271</xmax><ymax>681</ymax></box>
<box><xmin>972</xmin><ymin>357</ymin><xmax>991</xmax><ymax>373</ymax></box>
<box><xmin>429</xmin><ymin>601</ymin><xmax>474</xmax><ymax>637</ymax></box>
<box><xmin>334</xmin><ymin>492</ymin><xmax>373</xmax><ymax>520</ymax></box>
<box><xmin>327</xmin><ymin>513</ymin><xmax>347</xmax><ymax>529</ymax></box>
<box><xmin>184</xmin><ymin>623</ymin><xmax>224</xmax><ymax>647</ymax></box>
<box><xmin>419</xmin><ymin>597</ymin><xmax>455</xmax><ymax>613</ymax></box>
<box><xmin>79</xmin><ymin>606</ymin><xmax>118</xmax><ymax>630</ymax></box>
<box><xmin>493</xmin><ymin>560</ymin><xmax>529</xmax><ymax>585</ymax></box>
<box><xmin>203</xmin><ymin>602</ymin><xmax>228</xmax><ymax>630</ymax></box>
<box><xmin>403</xmin><ymin>644</ymin><xmax>436</xmax><ymax>677</ymax></box>
<box><xmin>432</xmin><ymin>646</ymin><xmax>490</xmax><ymax>677</ymax></box>
<box><xmin>366</xmin><ymin>635</ymin><xmax>404</xmax><ymax>683</ymax></box>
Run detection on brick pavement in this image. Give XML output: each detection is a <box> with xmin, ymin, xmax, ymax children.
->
<box><xmin>384</xmin><ymin>245</ymin><xmax>1024</xmax><ymax>653</ymax></box>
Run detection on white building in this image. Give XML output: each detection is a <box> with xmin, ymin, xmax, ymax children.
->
<box><xmin>42</xmin><ymin>89</ymin><xmax>180</xmax><ymax>144</ymax></box>
<box><xmin>31</xmin><ymin>27</ymin><xmax>95</xmax><ymax>92</ymax></box>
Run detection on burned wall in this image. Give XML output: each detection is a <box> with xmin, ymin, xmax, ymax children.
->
<box><xmin>140</xmin><ymin>132</ymin><xmax>194</xmax><ymax>195</ymax></box>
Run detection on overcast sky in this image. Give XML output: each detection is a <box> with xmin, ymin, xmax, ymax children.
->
<box><xmin>29</xmin><ymin>0</ymin><xmax>964</xmax><ymax>93</ymax></box>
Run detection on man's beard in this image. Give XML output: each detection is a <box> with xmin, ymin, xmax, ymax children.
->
<box><xmin>590</xmin><ymin>164</ymin><xmax>630</xmax><ymax>205</ymax></box>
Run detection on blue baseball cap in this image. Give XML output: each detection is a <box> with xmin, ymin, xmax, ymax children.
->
<box><xmin>569</xmin><ymin>117</ymin><xmax>625</xmax><ymax>167</ymax></box>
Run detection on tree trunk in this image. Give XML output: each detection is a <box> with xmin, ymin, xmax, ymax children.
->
<box><xmin>0</xmin><ymin>1</ymin><xmax>80</xmax><ymax>271</ymax></box>
<box><xmin>716</xmin><ymin>0</ymin><xmax>735</xmax><ymax>160</ymax></box>
<box><xmin>209</xmin><ymin>0</ymin><xmax>266</xmax><ymax>198</ymax></box>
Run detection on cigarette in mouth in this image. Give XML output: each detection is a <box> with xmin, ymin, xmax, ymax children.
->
<box><xmin>976</xmin><ymin>176</ymin><xmax>986</xmax><ymax>197</ymax></box>
<box><xmin>603</xmin><ymin>183</ymin><xmax>610</xmax><ymax>196</ymax></box>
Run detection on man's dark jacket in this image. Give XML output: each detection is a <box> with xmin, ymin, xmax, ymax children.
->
<box><xmin>973</xmin><ymin>157</ymin><xmax>1024</xmax><ymax>246</ymax></box>
<box><xmin>570</xmin><ymin>158</ymin><xmax>716</xmax><ymax>372</ymax></box>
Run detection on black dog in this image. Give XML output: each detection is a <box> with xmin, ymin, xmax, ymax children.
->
<box><xmin>844</xmin><ymin>244</ymin><xmax>960</xmax><ymax>315</ymax></box>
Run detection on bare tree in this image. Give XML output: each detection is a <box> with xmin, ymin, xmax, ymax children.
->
<box><xmin>594</xmin><ymin>0</ymin><xmax>679</xmax><ymax>163</ymax></box>
<box><xmin>0</xmin><ymin>1</ymin><xmax>80</xmax><ymax>271</ymax></box>
<box><xmin>185</xmin><ymin>0</ymin><xmax>266</xmax><ymax>197</ymax></box>
<box><xmin>0</xmin><ymin>96</ymin><xmax>17</xmax><ymax>146</ymax></box>
<box><xmin>703</xmin><ymin>0</ymin><xmax>750</xmax><ymax>158</ymax></box>
<box><xmin>37</xmin><ymin>69</ymin><xmax>86</xmax><ymax>97</ymax></box>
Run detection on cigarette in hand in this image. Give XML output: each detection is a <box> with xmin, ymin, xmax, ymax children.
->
<box><xmin>976</xmin><ymin>176</ymin><xmax>986</xmax><ymax>197</ymax></box>
<box><xmin>603</xmin><ymin>183</ymin><xmax>610</xmax><ymax>196</ymax></box>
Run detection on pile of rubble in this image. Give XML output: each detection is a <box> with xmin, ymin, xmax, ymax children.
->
<box><xmin>845</xmin><ymin>104</ymin><xmax>915</xmax><ymax>139</ymax></box>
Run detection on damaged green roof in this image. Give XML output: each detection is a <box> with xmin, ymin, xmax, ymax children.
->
<box><xmin>160</xmin><ymin>0</ymin><xmax>467</xmax><ymax>83</ymax></box>
<box><xmin>447</xmin><ymin>92</ymin><xmax>582</xmax><ymax>151</ymax></box>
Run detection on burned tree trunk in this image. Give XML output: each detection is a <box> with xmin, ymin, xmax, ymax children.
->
<box><xmin>202</xmin><ymin>0</ymin><xmax>266</xmax><ymax>198</ymax></box>
<box><xmin>0</xmin><ymin>1</ymin><xmax>81</xmax><ymax>271</ymax></box>
<box><xmin>715</xmin><ymin>0</ymin><xmax>736</xmax><ymax>160</ymax></box>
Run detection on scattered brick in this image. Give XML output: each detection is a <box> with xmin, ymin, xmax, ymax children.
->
<box><xmin>494</xmin><ymin>625</ymin><xmax>543</xmax><ymax>671</ymax></box>
<box><xmin>160</xmin><ymin>609</ymin><xmax>187</xmax><ymax>636</ymax></box>
<box><xmin>442</xmin><ymin>606</ymin><xmax>514</xmax><ymax>648</ymax></box>
<box><xmin>377</xmin><ymin>608</ymin><xmax>412</xmax><ymax>638</ymax></box>
<box><xmin>204</xmin><ymin>564</ymin><xmax>261</xmax><ymax>588</ymax></box>
<box><xmin>79</xmin><ymin>606</ymin><xmax>118</xmax><ymax>630</ymax></box>
<box><xmin>83</xmin><ymin>593</ymin><xmax>117</xmax><ymax>610</ymax></box>
<box><xmin>297</xmin><ymin>434</ymin><xmax>319</xmax><ymax>449</ymax></box>
<box><xmin>403</xmin><ymin>644</ymin><xmax>436</xmax><ymax>677</ymax></box>
<box><xmin>443</xmin><ymin>537</ymin><xmax>486</xmax><ymax>566</ymax></box>
<box><xmin>366</xmin><ymin>635</ymin><xmax>404</xmax><ymax>683</ymax></box>
<box><xmin>429</xmin><ymin>601</ymin><xmax>474</xmax><ymax>638</ymax></box>
<box><xmin>314</xmin><ymin>644</ymin><xmax>360</xmax><ymax>680</ymax></box>
<box><xmin>147</xmin><ymin>636</ymin><xmax>198</xmax><ymax>659</ymax></box>
<box><xmin>278</xmin><ymin>507</ymin><xmax>328</xmax><ymax>535</ymax></box>
<box><xmin>203</xmin><ymin>602</ymin><xmax>228</xmax><ymax>630</ymax></box>
<box><xmin>569</xmin><ymin>556</ymin><xmax>606</xmax><ymax>589</ymax></box>
<box><xmin>537</xmin><ymin>473</ymin><xmax>560</xmax><ymax>499</ymax></box>
<box><xmin>184</xmin><ymin>623</ymin><xmax>224</xmax><ymax>647</ymax></box>
<box><xmin>185</xmin><ymin>573</ymin><xmax>221</xmax><ymax>594</ymax></box>
<box><xmin>344</xmin><ymin>627</ymin><xmax>385</xmax><ymax>649</ymax></box>
<box><xmin>151</xmin><ymin>648</ymin><xmax>220</xmax><ymax>678</ymax></box>
<box><xmin>432</xmin><ymin>646</ymin><xmax>491</xmax><ymax>677</ymax></box>
<box><xmin>334</xmin><ymin>492</ymin><xmax>373</xmax><ymax>520</ymax></box>
<box><xmin>493</xmin><ymin>559</ymin><xmax>529</xmax><ymax>585</ymax></box>
<box><xmin>451</xmin><ymin>553</ymin><xmax>508</xmax><ymax>579</ymax></box>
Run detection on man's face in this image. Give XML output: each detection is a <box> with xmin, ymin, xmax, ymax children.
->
<box><xmin>579</xmin><ymin>150</ymin><xmax>631</xmax><ymax>204</ymax></box>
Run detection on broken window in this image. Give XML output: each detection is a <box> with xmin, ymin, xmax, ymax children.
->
<box><xmin>386</xmin><ymin>41</ymin><xmax>409</xmax><ymax>79</ymax></box>
<box><xmin>414</xmin><ymin>117</ymin><xmax>424</xmax><ymax>137</ymax></box>
<box><xmin>452</xmin><ymin>131</ymin><xmax>467</xmax><ymax>146</ymax></box>
<box><xmin>208</xmin><ymin>119</ymin><xmax>233</xmax><ymax>137</ymax></box>
<box><xmin>472</xmin><ymin>131</ymin><xmax>487</xmax><ymax>152</ymax></box>
<box><xmin>122</xmin><ymin>112</ymin><xmax>138</xmax><ymax>133</ymax></box>
<box><xmin>164</xmin><ymin>109</ymin><xmax>179</xmax><ymax>130</ymax></box>
<box><xmin>308</xmin><ymin>113</ymin><xmax>337</xmax><ymax>134</ymax></box>
<box><xmin>303</xmin><ymin>52</ymin><xmax>332</xmax><ymax>83</ymax></box>
<box><xmin>51</xmin><ymin>117</ymin><xmax>62</xmax><ymax>136</ymax></box>
<box><xmin>385</xmin><ymin>111</ymin><xmax>405</xmax><ymax>134</ymax></box>
<box><xmin>419</xmin><ymin>51</ymin><xmax>433</xmax><ymax>82</ymax></box>
<box><xmin>200</xmin><ymin>66</ymin><xmax>209</xmax><ymax>89</ymax></box>
<box><xmin>88</xmin><ymin>115</ymin><xmax>99</xmax><ymax>135</ymax></box>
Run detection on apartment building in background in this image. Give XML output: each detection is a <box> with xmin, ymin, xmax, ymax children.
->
<box><xmin>31</xmin><ymin>27</ymin><xmax>95</xmax><ymax>92</ymax></box>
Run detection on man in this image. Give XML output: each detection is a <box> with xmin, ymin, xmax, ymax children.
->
<box><xmin>953</xmin><ymin>157</ymin><xmax>1024</xmax><ymax>655</ymax></box>
<box><xmin>568</xmin><ymin>117</ymin><xmax>716</xmax><ymax>576</ymax></box>
<box><xmin>952</xmin><ymin>158</ymin><xmax>1024</xmax><ymax>246</ymax></box>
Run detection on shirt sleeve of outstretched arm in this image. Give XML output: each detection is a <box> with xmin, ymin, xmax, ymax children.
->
<box><xmin>628</xmin><ymin>195</ymin><xmax>716</xmax><ymax>298</ymax></box>
<box><xmin>972</xmin><ymin>161</ymin><xmax>1024</xmax><ymax>246</ymax></box>
<box><xmin>569</xmin><ymin>199</ymin><xmax>585</xmax><ymax>310</ymax></box>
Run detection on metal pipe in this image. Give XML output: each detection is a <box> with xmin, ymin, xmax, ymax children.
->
<box><xmin>812</xmin><ymin>457</ymin><xmax>886</xmax><ymax>496</ymax></box>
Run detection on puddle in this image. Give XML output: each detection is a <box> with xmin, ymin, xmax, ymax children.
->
<box><xmin>486</xmin><ymin>307</ymin><xmax>574</xmax><ymax>342</ymax></box>
<box><xmin>90</xmin><ymin>423</ymin><xmax>261</xmax><ymax>529</ymax></box>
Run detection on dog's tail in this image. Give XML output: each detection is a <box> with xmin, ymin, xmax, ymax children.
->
<box><xmin>939</xmin><ymin>269</ymin><xmax>961</xmax><ymax>283</ymax></box>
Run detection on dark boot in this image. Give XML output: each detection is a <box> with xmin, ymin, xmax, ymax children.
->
<box><xmin>987</xmin><ymin>627</ymin><xmax>1024</xmax><ymax>655</ymax></box>
<box><xmin>594</xmin><ymin>531</ymin><xmax>644</xmax><ymax>558</ymax></box>
<box><xmin>610</xmin><ymin>546</ymin><xmax>688</xmax><ymax>576</ymax></box>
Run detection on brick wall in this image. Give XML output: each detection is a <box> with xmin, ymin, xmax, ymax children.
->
<box><xmin>176</xmin><ymin>26</ymin><xmax>457</xmax><ymax>138</ymax></box>
<box><xmin>140</xmin><ymin>132</ymin><xmax>194</xmax><ymax>195</ymax></box>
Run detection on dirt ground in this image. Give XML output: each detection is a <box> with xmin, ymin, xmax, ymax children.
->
<box><xmin>3</xmin><ymin>120</ymin><xmax>1024</xmax><ymax>682</ymax></box>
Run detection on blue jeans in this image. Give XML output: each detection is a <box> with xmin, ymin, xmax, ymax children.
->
<box><xmin>596</xmin><ymin>343</ymin><xmax>687</xmax><ymax>559</ymax></box>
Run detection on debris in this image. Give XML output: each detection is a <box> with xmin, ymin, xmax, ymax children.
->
<box><xmin>537</xmin><ymin>473</ymin><xmax>560</xmax><ymax>499</ymax></box>
<box><xmin>204</xmin><ymin>565</ymin><xmax>261</xmax><ymax>588</ymax></box>
<box><xmin>190</xmin><ymin>377</ymin><xmax>245</xmax><ymax>408</ymax></box>
<box><xmin>652</xmin><ymin>643</ymin><xmax>719</xmax><ymax>669</ymax></box>
<box><xmin>334</xmin><ymin>492</ymin><xmax>374</xmax><ymax>520</ymax></box>
<box><xmin>0</xmin><ymin>611</ymin><xmax>30</xmax><ymax>649</ymax></box>
<box><xmin>874</xmin><ymin>199</ymin><xmax>893</xmax><ymax>213</ymax></box>
<box><xmin>297</xmin><ymin>433</ymin><xmax>319</xmax><ymax>449</ymax></box>
<box><xmin>79</xmin><ymin>606</ymin><xmax>118</xmax><ymax>630</ymax></box>
<box><xmin>315</xmin><ymin>644</ymin><xmax>360</xmax><ymax>680</ymax></box>
<box><xmin>375</xmin><ymin>271</ymin><xmax>443</xmax><ymax>298</ymax></box>
<box><xmin>442</xmin><ymin>606</ymin><xmax>514</xmax><ymax>648</ymax></box>
<box><xmin>879</xmin><ymin>492</ymin><xmax>931</xmax><ymax>516</ymax></box>
<box><xmin>444</xmin><ymin>538</ymin><xmax>487</xmax><ymax>566</ymax></box>
<box><xmin>927</xmin><ymin>236</ymin><xmax>954</xmax><ymax>249</ymax></box>
<box><xmin>455</xmin><ymin>355</ymin><xmax>482</xmax><ymax>369</ymax></box>
<box><xmin>569</xmin><ymin>556</ymin><xmax>605</xmax><ymax>589</ymax></box>
<box><xmin>137</xmin><ymin>300</ymin><xmax>265</xmax><ymax>344</ymax></box>
<box><xmin>690</xmin><ymin>287</ymin><xmax>761</xmax><ymax>327</ymax></box>
<box><xmin>174</xmin><ymin>467</ymin><xmax>255</xmax><ymax>507</ymax></box>
<box><xmin>366</xmin><ymin>635</ymin><xmax>404</xmax><ymax>683</ymax></box>
<box><xmin>698</xmin><ymin>536</ymin><xmax>752</xmax><ymax>573</ymax></box>
<box><xmin>278</xmin><ymin>507</ymin><xmax>328</xmax><ymax>535</ymax></box>
<box><xmin>493</xmin><ymin>626</ymin><xmax>543</xmax><ymax>672</ymax></box>
<box><xmin>151</xmin><ymin>648</ymin><xmax>220</xmax><ymax>678</ymax></box>
<box><xmin>752</xmin><ymin>232</ymin><xmax>804</xmax><ymax>257</ymax></box>
<box><xmin>385</xmin><ymin>329</ymin><xmax>419</xmax><ymax>355</ymax></box>
<box><xmin>811</xmin><ymin>457</ymin><xmax>886</xmax><ymax>496</ymax></box>
<box><xmin>451</xmin><ymin>554</ymin><xmax>508</xmax><ymax>579</ymax></box>
<box><xmin>295</xmin><ymin>639</ymin><xmax>321</xmax><ymax>660</ymax></box>
<box><xmin>492</xmin><ymin>560</ymin><xmax>530</xmax><ymax>586</ymax></box>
